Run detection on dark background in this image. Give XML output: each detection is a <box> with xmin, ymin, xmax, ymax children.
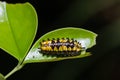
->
<box><xmin>0</xmin><ymin>0</ymin><xmax>120</xmax><ymax>80</ymax></box>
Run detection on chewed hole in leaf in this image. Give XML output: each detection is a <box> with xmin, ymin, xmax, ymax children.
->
<box><xmin>39</xmin><ymin>38</ymin><xmax>86</xmax><ymax>57</ymax></box>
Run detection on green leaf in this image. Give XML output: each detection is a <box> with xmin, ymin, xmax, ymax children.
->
<box><xmin>0</xmin><ymin>73</ymin><xmax>5</xmax><ymax>80</ymax></box>
<box><xmin>24</xmin><ymin>27</ymin><xmax>97</xmax><ymax>63</ymax></box>
<box><xmin>0</xmin><ymin>2</ymin><xmax>38</xmax><ymax>61</ymax></box>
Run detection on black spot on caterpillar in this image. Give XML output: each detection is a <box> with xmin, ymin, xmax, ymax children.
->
<box><xmin>39</xmin><ymin>38</ymin><xmax>85</xmax><ymax>57</ymax></box>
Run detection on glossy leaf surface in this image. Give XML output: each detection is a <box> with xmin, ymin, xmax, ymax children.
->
<box><xmin>0</xmin><ymin>2</ymin><xmax>38</xmax><ymax>61</ymax></box>
<box><xmin>24</xmin><ymin>27</ymin><xmax>97</xmax><ymax>63</ymax></box>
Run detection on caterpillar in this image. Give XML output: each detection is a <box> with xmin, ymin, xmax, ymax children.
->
<box><xmin>39</xmin><ymin>38</ymin><xmax>85</xmax><ymax>57</ymax></box>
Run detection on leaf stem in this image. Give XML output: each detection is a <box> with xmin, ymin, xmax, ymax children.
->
<box><xmin>4</xmin><ymin>63</ymin><xmax>24</xmax><ymax>79</ymax></box>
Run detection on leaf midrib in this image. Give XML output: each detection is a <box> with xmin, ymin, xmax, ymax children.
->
<box><xmin>5</xmin><ymin>3</ymin><xmax>20</xmax><ymax>60</ymax></box>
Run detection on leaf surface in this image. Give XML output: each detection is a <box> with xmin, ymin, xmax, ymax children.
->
<box><xmin>0</xmin><ymin>2</ymin><xmax>38</xmax><ymax>61</ymax></box>
<box><xmin>24</xmin><ymin>27</ymin><xmax>97</xmax><ymax>63</ymax></box>
<box><xmin>0</xmin><ymin>73</ymin><xmax>5</xmax><ymax>80</ymax></box>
